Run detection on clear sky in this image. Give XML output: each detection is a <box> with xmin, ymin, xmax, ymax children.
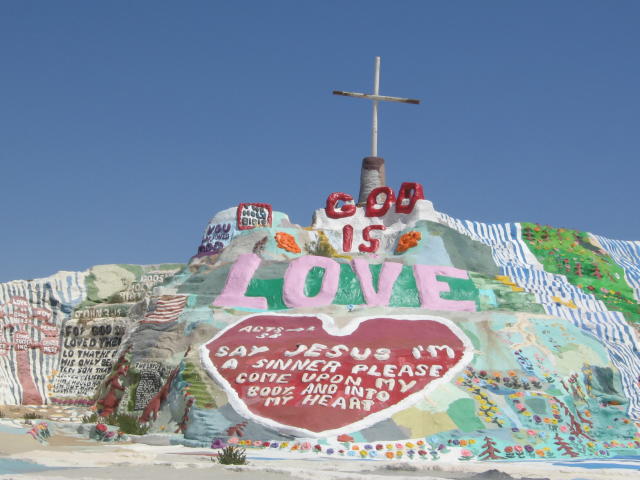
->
<box><xmin>1</xmin><ymin>1</ymin><xmax>639</xmax><ymax>282</ymax></box>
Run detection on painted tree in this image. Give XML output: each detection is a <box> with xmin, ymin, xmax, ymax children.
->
<box><xmin>96</xmin><ymin>352</ymin><xmax>130</xmax><ymax>416</ymax></box>
<box><xmin>552</xmin><ymin>395</ymin><xmax>594</xmax><ymax>441</ymax></box>
<box><xmin>139</xmin><ymin>346</ymin><xmax>190</xmax><ymax>424</ymax></box>
<box><xmin>554</xmin><ymin>433</ymin><xmax>579</xmax><ymax>457</ymax></box>
<box><xmin>478</xmin><ymin>436</ymin><xmax>504</xmax><ymax>460</ymax></box>
<box><xmin>0</xmin><ymin>296</ymin><xmax>58</xmax><ymax>404</ymax></box>
<box><xmin>226</xmin><ymin>420</ymin><xmax>248</xmax><ymax>437</ymax></box>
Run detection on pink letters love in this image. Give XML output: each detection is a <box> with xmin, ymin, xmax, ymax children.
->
<box><xmin>213</xmin><ymin>254</ymin><xmax>476</xmax><ymax>312</ymax></box>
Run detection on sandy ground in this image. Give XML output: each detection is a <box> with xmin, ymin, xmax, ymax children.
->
<box><xmin>1</xmin><ymin>421</ymin><xmax>639</xmax><ymax>480</ymax></box>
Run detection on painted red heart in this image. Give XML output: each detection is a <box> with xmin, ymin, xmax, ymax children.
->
<box><xmin>202</xmin><ymin>314</ymin><xmax>471</xmax><ymax>436</ymax></box>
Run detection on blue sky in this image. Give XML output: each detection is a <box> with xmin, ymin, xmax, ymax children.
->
<box><xmin>1</xmin><ymin>1</ymin><xmax>639</xmax><ymax>282</ymax></box>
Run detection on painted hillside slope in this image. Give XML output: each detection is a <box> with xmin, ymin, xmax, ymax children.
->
<box><xmin>0</xmin><ymin>263</ymin><xmax>183</xmax><ymax>407</ymax></box>
<box><xmin>1</xmin><ymin>187</ymin><xmax>640</xmax><ymax>462</ymax></box>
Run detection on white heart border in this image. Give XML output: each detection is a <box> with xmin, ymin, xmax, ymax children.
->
<box><xmin>200</xmin><ymin>313</ymin><xmax>474</xmax><ymax>438</ymax></box>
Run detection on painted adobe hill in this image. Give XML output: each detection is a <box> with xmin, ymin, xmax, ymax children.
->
<box><xmin>1</xmin><ymin>183</ymin><xmax>640</xmax><ymax>462</ymax></box>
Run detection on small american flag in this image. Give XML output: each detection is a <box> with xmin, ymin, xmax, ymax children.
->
<box><xmin>142</xmin><ymin>295</ymin><xmax>187</xmax><ymax>324</ymax></box>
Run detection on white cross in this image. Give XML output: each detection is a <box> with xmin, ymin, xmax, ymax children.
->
<box><xmin>333</xmin><ymin>56</ymin><xmax>420</xmax><ymax>157</ymax></box>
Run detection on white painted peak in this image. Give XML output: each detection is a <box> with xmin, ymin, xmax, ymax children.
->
<box><xmin>311</xmin><ymin>198</ymin><xmax>438</xmax><ymax>234</ymax></box>
<box><xmin>202</xmin><ymin>206</ymin><xmax>238</xmax><ymax>228</ymax></box>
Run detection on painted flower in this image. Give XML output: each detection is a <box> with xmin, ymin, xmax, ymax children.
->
<box><xmin>326</xmin><ymin>448</ymin><xmax>334</xmax><ymax>455</ymax></box>
<box><xmin>95</xmin><ymin>423</ymin><xmax>108</xmax><ymax>433</ymax></box>
<box><xmin>228</xmin><ymin>436</ymin><xmax>239</xmax><ymax>445</ymax></box>
<box><xmin>274</xmin><ymin>232</ymin><xmax>301</xmax><ymax>254</ymax></box>
<box><xmin>459</xmin><ymin>449</ymin><xmax>473</xmax><ymax>459</ymax></box>
<box><xmin>514</xmin><ymin>445</ymin><xmax>523</xmax><ymax>453</ymax></box>
<box><xmin>396</xmin><ymin>231</ymin><xmax>422</xmax><ymax>253</ymax></box>
<box><xmin>385</xmin><ymin>452</ymin><xmax>394</xmax><ymax>459</ymax></box>
<box><xmin>211</xmin><ymin>438</ymin><xmax>226</xmax><ymax>449</ymax></box>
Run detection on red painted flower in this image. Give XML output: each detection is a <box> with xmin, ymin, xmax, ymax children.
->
<box><xmin>95</xmin><ymin>423</ymin><xmax>108</xmax><ymax>433</ymax></box>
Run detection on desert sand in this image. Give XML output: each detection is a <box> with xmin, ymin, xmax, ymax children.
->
<box><xmin>1</xmin><ymin>420</ymin><xmax>639</xmax><ymax>480</ymax></box>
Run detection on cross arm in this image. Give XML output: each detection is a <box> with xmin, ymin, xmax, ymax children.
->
<box><xmin>332</xmin><ymin>90</ymin><xmax>420</xmax><ymax>105</ymax></box>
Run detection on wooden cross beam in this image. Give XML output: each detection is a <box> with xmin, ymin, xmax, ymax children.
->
<box><xmin>333</xmin><ymin>57</ymin><xmax>420</xmax><ymax>157</ymax></box>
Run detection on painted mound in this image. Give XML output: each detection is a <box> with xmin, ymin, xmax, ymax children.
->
<box><xmin>1</xmin><ymin>184</ymin><xmax>639</xmax><ymax>462</ymax></box>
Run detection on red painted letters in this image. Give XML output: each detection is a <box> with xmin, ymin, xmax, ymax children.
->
<box><xmin>395</xmin><ymin>182</ymin><xmax>425</xmax><ymax>214</ymax></box>
<box><xmin>324</xmin><ymin>184</ymin><xmax>424</xmax><ymax>254</ymax></box>
<box><xmin>342</xmin><ymin>225</ymin><xmax>354</xmax><ymax>252</ymax></box>
<box><xmin>325</xmin><ymin>193</ymin><xmax>356</xmax><ymax>219</ymax></box>
<box><xmin>358</xmin><ymin>225</ymin><xmax>386</xmax><ymax>253</ymax></box>
<box><xmin>365</xmin><ymin>186</ymin><xmax>395</xmax><ymax>217</ymax></box>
